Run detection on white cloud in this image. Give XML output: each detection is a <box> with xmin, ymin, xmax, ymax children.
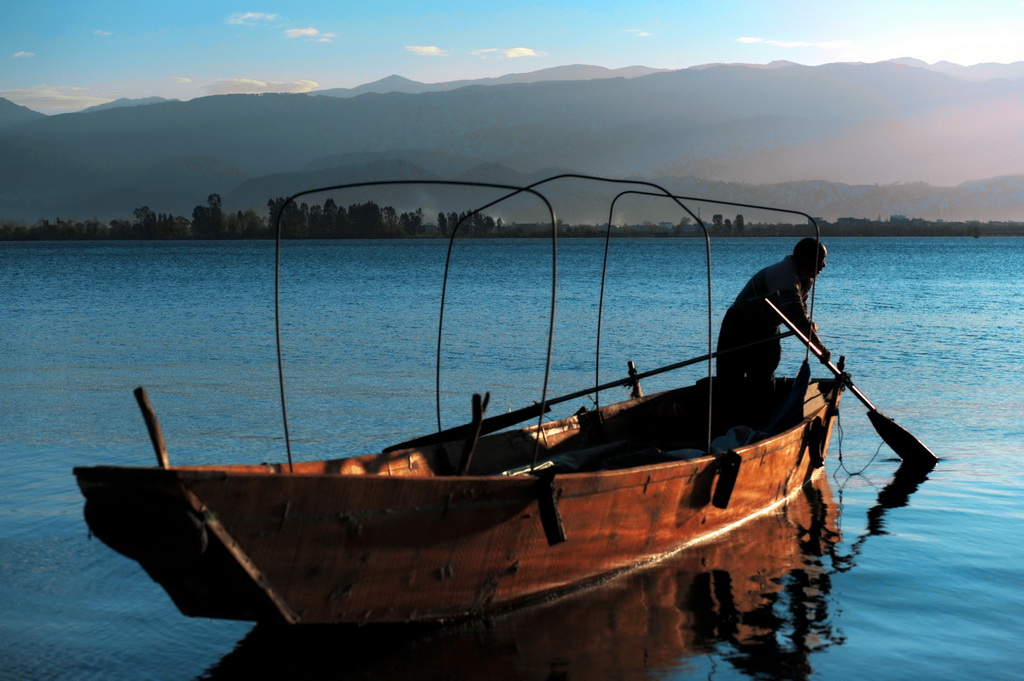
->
<box><xmin>405</xmin><ymin>45</ymin><xmax>449</xmax><ymax>56</ymax></box>
<box><xmin>472</xmin><ymin>47</ymin><xmax>542</xmax><ymax>59</ymax></box>
<box><xmin>626</xmin><ymin>29</ymin><xmax>652</xmax><ymax>38</ymax></box>
<box><xmin>227</xmin><ymin>12</ymin><xmax>279</xmax><ymax>25</ymax></box>
<box><xmin>285</xmin><ymin>27</ymin><xmax>336</xmax><ymax>42</ymax></box>
<box><xmin>199</xmin><ymin>78</ymin><xmax>320</xmax><ymax>95</ymax></box>
<box><xmin>93</xmin><ymin>30</ymin><xmax>112</xmax><ymax>37</ymax></box>
<box><xmin>0</xmin><ymin>86</ymin><xmax>111</xmax><ymax>113</ymax></box>
<box><xmin>503</xmin><ymin>47</ymin><xmax>541</xmax><ymax>58</ymax></box>
<box><xmin>12</xmin><ymin>51</ymin><xmax>35</xmax><ymax>58</ymax></box>
<box><xmin>172</xmin><ymin>76</ymin><xmax>192</xmax><ymax>83</ymax></box>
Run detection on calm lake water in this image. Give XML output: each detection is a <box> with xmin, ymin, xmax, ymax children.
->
<box><xmin>2</xmin><ymin>236</ymin><xmax>1023</xmax><ymax>680</ymax></box>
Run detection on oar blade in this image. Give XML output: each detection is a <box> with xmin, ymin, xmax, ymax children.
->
<box><xmin>867</xmin><ymin>409</ymin><xmax>938</xmax><ymax>470</ymax></box>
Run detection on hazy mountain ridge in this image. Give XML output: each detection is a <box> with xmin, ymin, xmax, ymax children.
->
<box><xmin>313</xmin><ymin>65</ymin><xmax>669</xmax><ymax>98</ymax></box>
<box><xmin>1</xmin><ymin>60</ymin><xmax>1022</xmax><ymax>222</ymax></box>
<box><xmin>0</xmin><ymin>98</ymin><xmax>47</xmax><ymax>128</ymax></box>
<box><xmin>79</xmin><ymin>97</ymin><xmax>177</xmax><ymax>113</ymax></box>
<box><xmin>888</xmin><ymin>58</ymin><xmax>1024</xmax><ymax>81</ymax></box>
<box><xmin>224</xmin><ymin>158</ymin><xmax>1024</xmax><ymax>225</ymax></box>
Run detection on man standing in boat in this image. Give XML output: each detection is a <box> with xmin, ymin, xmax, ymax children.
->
<box><xmin>716</xmin><ymin>237</ymin><xmax>830</xmax><ymax>401</ymax></box>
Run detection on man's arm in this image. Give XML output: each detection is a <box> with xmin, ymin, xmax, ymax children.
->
<box><xmin>772</xmin><ymin>290</ymin><xmax>831</xmax><ymax>364</ymax></box>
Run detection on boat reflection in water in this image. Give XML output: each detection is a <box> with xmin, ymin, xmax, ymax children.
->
<box><xmin>200</xmin><ymin>463</ymin><xmax>935</xmax><ymax>681</ymax></box>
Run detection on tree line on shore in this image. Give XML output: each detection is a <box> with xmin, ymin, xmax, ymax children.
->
<box><xmin>0</xmin><ymin>195</ymin><xmax>443</xmax><ymax>241</ymax></box>
<box><xmin>1</xmin><ymin>194</ymin><xmax>1020</xmax><ymax>241</ymax></box>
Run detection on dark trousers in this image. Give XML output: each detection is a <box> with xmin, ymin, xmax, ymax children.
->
<box><xmin>716</xmin><ymin>306</ymin><xmax>781</xmax><ymax>382</ymax></box>
<box><xmin>715</xmin><ymin>306</ymin><xmax>780</xmax><ymax>428</ymax></box>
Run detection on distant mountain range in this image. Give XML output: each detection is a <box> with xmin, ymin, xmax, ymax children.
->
<box><xmin>314</xmin><ymin>64</ymin><xmax>669</xmax><ymax>98</ymax></box>
<box><xmin>0</xmin><ymin>97</ymin><xmax>46</xmax><ymax>127</ymax></box>
<box><xmin>78</xmin><ymin>97</ymin><xmax>178</xmax><ymax>114</ymax></box>
<box><xmin>1</xmin><ymin>59</ymin><xmax>1022</xmax><ymax>223</ymax></box>
<box><xmin>886</xmin><ymin>57</ymin><xmax>1024</xmax><ymax>81</ymax></box>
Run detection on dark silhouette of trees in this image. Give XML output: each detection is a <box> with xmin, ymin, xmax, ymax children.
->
<box><xmin>192</xmin><ymin>194</ymin><xmax>224</xmax><ymax>238</ymax></box>
<box><xmin>133</xmin><ymin>206</ymin><xmax>156</xmax><ymax>237</ymax></box>
<box><xmin>345</xmin><ymin>201</ymin><xmax>384</xmax><ymax>237</ymax></box>
<box><xmin>266</xmin><ymin>197</ymin><xmax>415</xmax><ymax>238</ymax></box>
<box><xmin>222</xmin><ymin>209</ymin><xmax>266</xmax><ymax>238</ymax></box>
<box><xmin>5</xmin><ymin>192</ymin><xmax>1016</xmax><ymax>241</ymax></box>
<box><xmin>400</xmin><ymin>208</ymin><xmax>425</xmax><ymax>235</ymax></box>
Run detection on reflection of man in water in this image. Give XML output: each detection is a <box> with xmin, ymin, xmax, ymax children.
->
<box><xmin>717</xmin><ymin>238</ymin><xmax>830</xmax><ymax>391</ymax></box>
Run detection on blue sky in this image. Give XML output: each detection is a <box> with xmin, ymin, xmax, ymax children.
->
<box><xmin>3</xmin><ymin>0</ymin><xmax>1023</xmax><ymax>114</ymax></box>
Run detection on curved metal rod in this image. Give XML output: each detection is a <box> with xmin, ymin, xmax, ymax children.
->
<box><xmin>659</xmin><ymin>189</ymin><xmax>827</xmax><ymax>348</ymax></box>
<box><xmin>621</xmin><ymin>190</ymin><xmax>823</xmax><ymax>360</ymax></box>
<box><xmin>469</xmin><ymin>176</ymin><xmax>708</xmax><ymax>366</ymax></box>
<box><xmin>476</xmin><ymin>179</ymin><xmax>825</xmax><ymax>453</ymax></box>
<box><xmin>272</xmin><ymin>180</ymin><xmax>556</xmax><ymax>470</ymax></box>
<box><xmin>430</xmin><ymin>186</ymin><xmax>560</xmax><ymax>469</ymax></box>
<box><xmin>603</xmin><ymin>189</ymin><xmax>711</xmax><ymax>447</ymax></box>
<box><xmin>435</xmin><ymin>188</ymin><xmax>558</xmax><ymax>450</ymax></box>
<box><xmin>447</xmin><ymin>173</ymin><xmax>708</xmax><ymax>464</ymax></box>
<box><xmin>272</xmin><ymin>176</ymin><xmax>823</xmax><ymax>470</ymax></box>
<box><xmin>427</xmin><ymin>173</ymin><xmax>713</xmax><ymax>454</ymax></box>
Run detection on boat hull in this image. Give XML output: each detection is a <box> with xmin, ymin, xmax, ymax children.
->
<box><xmin>75</xmin><ymin>379</ymin><xmax>841</xmax><ymax>624</ymax></box>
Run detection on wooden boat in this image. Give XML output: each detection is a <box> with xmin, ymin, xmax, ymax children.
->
<box><xmin>75</xmin><ymin>370</ymin><xmax>842</xmax><ymax>624</ymax></box>
<box><xmin>73</xmin><ymin>176</ymin><xmax>860</xmax><ymax>626</ymax></box>
<box><xmin>204</xmin><ymin>471</ymin><xmax>843</xmax><ymax>679</ymax></box>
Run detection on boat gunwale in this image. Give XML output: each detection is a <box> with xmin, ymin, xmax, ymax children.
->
<box><xmin>73</xmin><ymin>410</ymin><xmax>830</xmax><ymax>509</ymax></box>
<box><xmin>74</xmin><ymin>378</ymin><xmax>839</xmax><ymax>487</ymax></box>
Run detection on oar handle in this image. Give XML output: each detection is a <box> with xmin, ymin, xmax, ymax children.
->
<box><xmin>762</xmin><ymin>298</ymin><xmax>877</xmax><ymax>412</ymax></box>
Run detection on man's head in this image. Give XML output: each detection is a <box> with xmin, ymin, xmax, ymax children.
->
<box><xmin>793</xmin><ymin>238</ymin><xmax>827</xmax><ymax>278</ymax></box>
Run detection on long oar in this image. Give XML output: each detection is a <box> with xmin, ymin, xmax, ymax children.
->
<box><xmin>383</xmin><ymin>332</ymin><xmax>794</xmax><ymax>453</ymax></box>
<box><xmin>764</xmin><ymin>298</ymin><xmax>938</xmax><ymax>469</ymax></box>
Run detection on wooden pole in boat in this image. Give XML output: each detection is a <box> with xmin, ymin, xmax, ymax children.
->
<box><xmin>383</xmin><ymin>332</ymin><xmax>794</xmax><ymax>454</ymax></box>
<box><xmin>627</xmin><ymin>361</ymin><xmax>643</xmax><ymax>399</ymax></box>
<box><xmin>133</xmin><ymin>386</ymin><xmax>169</xmax><ymax>469</ymax></box>
<box><xmin>763</xmin><ymin>298</ymin><xmax>938</xmax><ymax>469</ymax></box>
<box><xmin>458</xmin><ymin>392</ymin><xmax>490</xmax><ymax>475</ymax></box>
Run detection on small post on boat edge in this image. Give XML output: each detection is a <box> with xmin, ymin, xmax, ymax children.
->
<box><xmin>133</xmin><ymin>386</ymin><xmax>169</xmax><ymax>469</ymax></box>
<box><xmin>458</xmin><ymin>392</ymin><xmax>490</xmax><ymax>475</ymax></box>
<box><xmin>763</xmin><ymin>298</ymin><xmax>938</xmax><ymax>470</ymax></box>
